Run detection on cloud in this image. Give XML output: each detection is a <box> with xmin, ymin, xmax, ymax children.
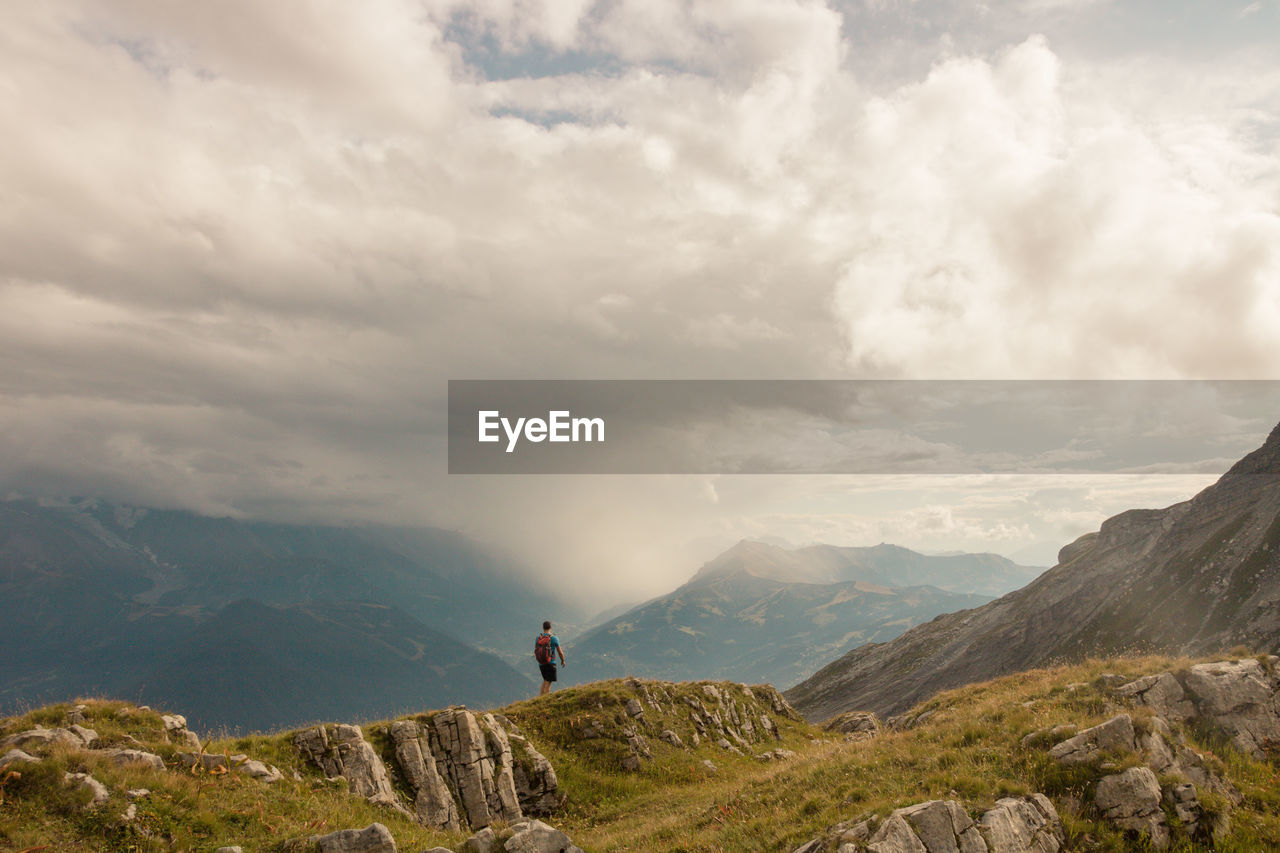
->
<box><xmin>1</xmin><ymin>0</ymin><xmax>1277</xmax><ymax>599</ymax></box>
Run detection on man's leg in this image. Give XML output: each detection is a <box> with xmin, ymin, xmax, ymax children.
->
<box><xmin>540</xmin><ymin>679</ymin><xmax>551</xmax><ymax>695</ymax></box>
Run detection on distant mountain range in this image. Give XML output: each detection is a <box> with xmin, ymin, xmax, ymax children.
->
<box><xmin>0</xmin><ymin>499</ymin><xmax>577</xmax><ymax>729</ymax></box>
<box><xmin>564</xmin><ymin>540</ymin><xmax>1044</xmax><ymax>688</ymax></box>
<box><xmin>787</xmin><ymin>420</ymin><xmax>1280</xmax><ymax>722</ymax></box>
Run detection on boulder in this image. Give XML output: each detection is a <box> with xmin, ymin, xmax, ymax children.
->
<box><xmin>1094</xmin><ymin>766</ymin><xmax>1168</xmax><ymax>849</ymax></box>
<box><xmin>463</xmin><ymin>827</ymin><xmax>497</xmax><ymax>853</ymax></box>
<box><xmin>177</xmin><ymin>752</ymin><xmax>230</xmax><ymax>773</ymax></box>
<box><xmin>659</xmin><ymin>729</ymin><xmax>684</xmax><ymax>748</ymax></box>
<box><xmin>1181</xmin><ymin>658</ymin><xmax>1280</xmax><ymax>758</ymax></box>
<box><xmin>823</xmin><ymin>711</ymin><xmax>882</xmax><ymax>741</ymax></box>
<box><xmin>1048</xmin><ymin>715</ymin><xmax>1135</xmax><ymax>765</ymax></box>
<box><xmin>64</xmin><ymin>771</ymin><xmax>110</xmax><ymax>808</ymax></box>
<box><xmin>0</xmin><ymin>725</ymin><xmax>93</xmax><ymax>751</ymax></box>
<box><xmin>67</xmin><ymin>724</ymin><xmax>99</xmax><ymax>747</ymax></box>
<box><xmin>162</xmin><ymin>712</ymin><xmax>201</xmax><ymax>748</ymax></box>
<box><xmin>0</xmin><ymin>748</ymin><xmax>41</xmax><ymax>767</ymax></box>
<box><xmin>503</xmin><ymin>818</ymin><xmax>586</xmax><ymax>853</ymax></box>
<box><xmin>240</xmin><ymin>758</ymin><xmax>284</xmax><ymax>783</ymax></box>
<box><xmin>307</xmin><ymin>823</ymin><xmax>397</xmax><ymax>853</ymax></box>
<box><xmin>105</xmin><ymin>748</ymin><xmax>165</xmax><ymax>771</ymax></box>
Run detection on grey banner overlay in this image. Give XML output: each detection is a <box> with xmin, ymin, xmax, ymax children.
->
<box><xmin>448</xmin><ymin>380</ymin><xmax>1280</xmax><ymax>475</ymax></box>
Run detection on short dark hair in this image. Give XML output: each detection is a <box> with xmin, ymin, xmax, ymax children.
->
<box><xmin>542</xmin><ymin>620</ymin><xmax>551</xmax><ymax>631</ymax></box>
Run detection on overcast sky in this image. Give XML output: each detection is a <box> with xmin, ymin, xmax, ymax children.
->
<box><xmin>3</xmin><ymin>1</ymin><xmax>1279</xmax><ymax>605</ymax></box>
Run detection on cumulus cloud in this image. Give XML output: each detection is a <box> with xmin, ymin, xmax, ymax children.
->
<box><xmin>2</xmin><ymin>0</ymin><xmax>1277</xmax><ymax>599</ymax></box>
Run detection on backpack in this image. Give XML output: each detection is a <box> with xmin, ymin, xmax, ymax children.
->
<box><xmin>534</xmin><ymin>633</ymin><xmax>554</xmax><ymax>664</ymax></box>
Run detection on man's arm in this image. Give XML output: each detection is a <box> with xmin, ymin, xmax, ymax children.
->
<box><xmin>557</xmin><ymin>641</ymin><xmax>566</xmax><ymax>666</ymax></box>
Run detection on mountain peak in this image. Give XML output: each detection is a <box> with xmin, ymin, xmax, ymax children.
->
<box><xmin>1221</xmin><ymin>419</ymin><xmax>1280</xmax><ymax>479</ymax></box>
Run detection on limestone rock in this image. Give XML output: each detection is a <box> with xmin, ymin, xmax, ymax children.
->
<box><xmin>1181</xmin><ymin>657</ymin><xmax>1280</xmax><ymax>758</ymax></box>
<box><xmin>506</xmin><ymin>728</ymin><xmax>559</xmax><ymax>816</ymax></box>
<box><xmin>978</xmin><ymin>795</ymin><xmax>1063</xmax><ymax>853</ymax></box>
<box><xmin>463</xmin><ymin>827</ymin><xmax>497</xmax><ymax>853</ymax></box>
<box><xmin>307</xmin><ymin>822</ymin><xmax>397</xmax><ymax>853</ymax></box>
<box><xmin>389</xmin><ymin>719</ymin><xmax>461</xmax><ymax>831</ymax></box>
<box><xmin>796</xmin><ymin>796</ymin><xmax>1065</xmax><ymax>853</ymax></box>
<box><xmin>178</xmin><ymin>752</ymin><xmax>230</xmax><ymax>773</ymax></box>
<box><xmin>214</xmin><ymin>847</ymin><xmax>244</xmax><ymax>853</ymax></box>
<box><xmin>894</xmin><ymin>799</ymin><xmax>986</xmax><ymax>852</ymax></box>
<box><xmin>659</xmin><ymin>729</ymin><xmax>684</xmax><ymax>748</ymax></box>
<box><xmin>241</xmin><ymin>758</ymin><xmax>284</xmax><ymax>783</ymax></box>
<box><xmin>701</xmin><ymin>759</ymin><xmax>717</xmax><ymax>773</ymax></box>
<box><xmin>1095</xmin><ymin>766</ymin><xmax>1168</xmax><ymax>849</ymax></box>
<box><xmin>624</xmin><ymin>698</ymin><xmax>644</xmax><ymax>718</ymax></box>
<box><xmin>0</xmin><ymin>748</ymin><xmax>41</xmax><ymax>767</ymax></box>
<box><xmin>1116</xmin><ymin>673</ymin><xmax>1194</xmax><ymax>720</ymax></box>
<box><xmin>866</xmin><ymin>812</ymin><xmax>927</xmax><ymax>852</ymax></box>
<box><xmin>106</xmin><ymin>748</ymin><xmax>166</xmax><ymax>770</ymax></box>
<box><xmin>430</xmin><ymin>710</ymin><xmax>523</xmax><ymax>828</ymax></box>
<box><xmin>294</xmin><ymin>725</ymin><xmax>403</xmax><ymax>812</ymax></box>
<box><xmin>64</xmin><ymin>771</ymin><xmax>110</xmax><ymax>808</ymax></box>
<box><xmin>67</xmin><ymin>724</ymin><xmax>99</xmax><ymax>747</ymax></box>
<box><xmin>502</xmin><ymin>818</ymin><xmax>586</xmax><ymax>853</ymax></box>
<box><xmin>1048</xmin><ymin>714</ymin><xmax>1135</xmax><ymax>765</ymax></box>
<box><xmin>823</xmin><ymin>711</ymin><xmax>882</xmax><ymax>741</ymax></box>
<box><xmin>0</xmin><ymin>725</ymin><xmax>93</xmax><ymax>751</ymax></box>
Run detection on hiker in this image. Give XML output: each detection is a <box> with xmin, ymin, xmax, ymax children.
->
<box><xmin>534</xmin><ymin>620</ymin><xmax>566</xmax><ymax>695</ymax></box>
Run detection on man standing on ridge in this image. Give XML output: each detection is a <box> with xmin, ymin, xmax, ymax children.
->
<box><xmin>535</xmin><ymin>620</ymin><xmax>566</xmax><ymax>696</ymax></box>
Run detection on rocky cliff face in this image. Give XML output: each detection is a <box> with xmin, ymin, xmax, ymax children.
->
<box><xmin>787</xmin><ymin>421</ymin><xmax>1280</xmax><ymax>721</ymax></box>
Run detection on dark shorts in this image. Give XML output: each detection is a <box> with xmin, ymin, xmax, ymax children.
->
<box><xmin>539</xmin><ymin>662</ymin><xmax>558</xmax><ymax>683</ymax></box>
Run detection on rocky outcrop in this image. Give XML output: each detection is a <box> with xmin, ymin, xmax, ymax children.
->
<box><xmin>1118</xmin><ymin>657</ymin><xmax>1280</xmax><ymax>759</ymax></box>
<box><xmin>555</xmin><ymin>678</ymin><xmax>794</xmax><ymax>772</ymax></box>
<box><xmin>822</xmin><ymin>711</ymin><xmax>882</xmax><ymax>741</ymax></box>
<box><xmin>294</xmin><ymin>725</ymin><xmax>405</xmax><ymax>814</ymax></box>
<box><xmin>787</xmin><ymin>422</ymin><xmax>1280</xmax><ymax>720</ymax></box>
<box><xmin>1035</xmin><ymin>710</ymin><xmax>1238</xmax><ymax>847</ymax></box>
<box><xmin>388</xmin><ymin>719</ymin><xmax>461</xmax><ymax>831</ymax></box>
<box><xmin>161</xmin><ymin>713</ymin><xmax>202</xmax><ymax>751</ymax></box>
<box><xmin>793</xmin><ymin>795</ymin><xmax>1062</xmax><ymax>852</ymax></box>
<box><xmin>295</xmin><ymin>708</ymin><xmax>561</xmax><ymax>833</ymax></box>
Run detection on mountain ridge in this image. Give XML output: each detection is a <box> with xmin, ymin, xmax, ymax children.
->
<box><xmin>786</xmin><ymin>418</ymin><xmax>1280</xmax><ymax>721</ymax></box>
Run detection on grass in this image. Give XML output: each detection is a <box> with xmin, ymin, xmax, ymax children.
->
<box><xmin>3</xmin><ymin>657</ymin><xmax>1280</xmax><ymax>851</ymax></box>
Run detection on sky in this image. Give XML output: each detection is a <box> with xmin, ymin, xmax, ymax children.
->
<box><xmin>2</xmin><ymin>0</ymin><xmax>1279</xmax><ymax>606</ymax></box>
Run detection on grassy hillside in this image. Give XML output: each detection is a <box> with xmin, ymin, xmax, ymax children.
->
<box><xmin>4</xmin><ymin>656</ymin><xmax>1280</xmax><ymax>851</ymax></box>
